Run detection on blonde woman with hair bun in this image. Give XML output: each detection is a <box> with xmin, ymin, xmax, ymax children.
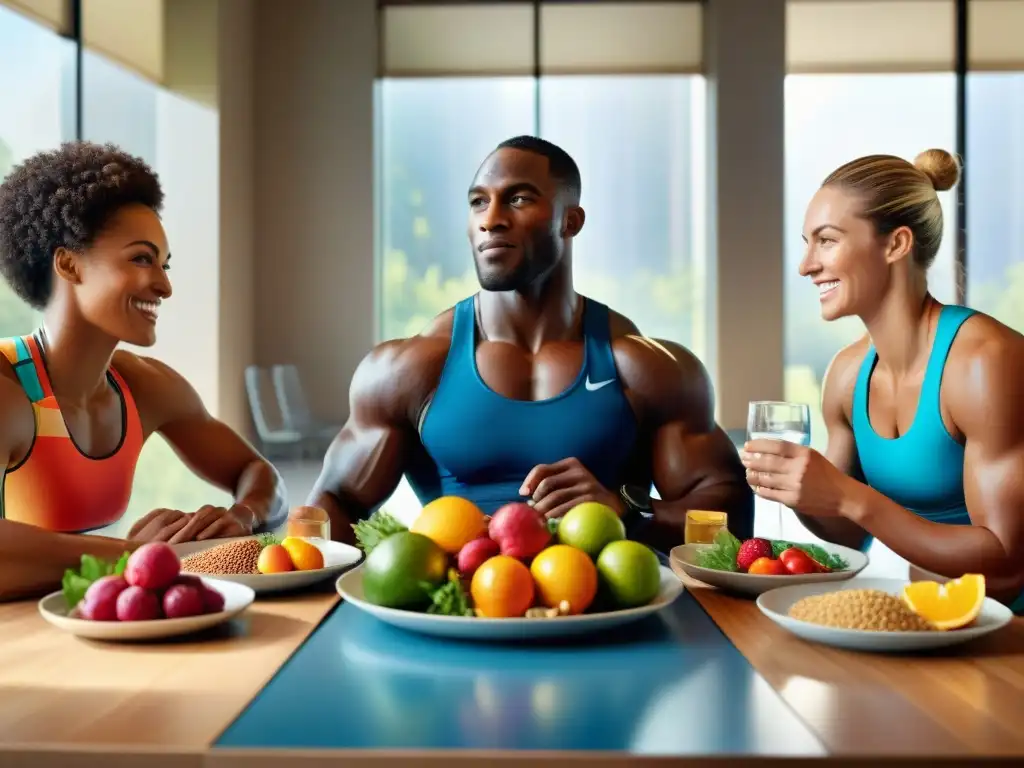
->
<box><xmin>742</xmin><ymin>148</ymin><xmax>1024</xmax><ymax>614</ymax></box>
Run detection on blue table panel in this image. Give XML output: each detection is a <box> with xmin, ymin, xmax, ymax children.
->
<box><xmin>216</xmin><ymin>592</ymin><xmax>825</xmax><ymax>756</ymax></box>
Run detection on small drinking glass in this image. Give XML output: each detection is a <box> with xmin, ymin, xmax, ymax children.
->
<box><xmin>286</xmin><ymin>505</ymin><xmax>331</xmax><ymax>541</ymax></box>
<box><xmin>685</xmin><ymin>510</ymin><xmax>728</xmax><ymax>545</ymax></box>
<box><xmin>747</xmin><ymin>401</ymin><xmax>811</xmax><ymax>539</ymax></box>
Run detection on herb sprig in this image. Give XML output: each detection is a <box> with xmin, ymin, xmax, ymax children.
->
<box><xmin>352</xmin><ymin>510</ymin><xmax>408</xmax><ymax>554</ymax></box>
<box><xmin>424</xmin><ymin>569</ymin><xmax>474</xmax><ymax>617</ymax></box>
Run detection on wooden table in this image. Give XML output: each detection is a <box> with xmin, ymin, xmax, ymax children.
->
<box><xmin>0</xmin><ymin>571</ymin><xmax>1021</xmax><ymax>767</ymax></box>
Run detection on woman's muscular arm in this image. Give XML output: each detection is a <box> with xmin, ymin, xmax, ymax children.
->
<box><xmin>794</xmin><ymin>341</ymin><xmax>873</xmax><ymax>550</ymax></box>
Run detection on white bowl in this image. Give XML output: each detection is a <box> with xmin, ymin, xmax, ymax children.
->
<box><xmin>38</xmin><ymin>577</ymin><xmax>255</xmax><ymax>641</ymax></box>
<box><xmin>670</xmin><ymin>541</ymin><xmax>868</xmax><ymax>596</ymax></box>
<box><xmin>173</xmin><ymin>536</ymin><xmax>363</xmax><ymax>594</ymax></box>
<box><xmin>335</xmin><ymin>564</ymin><xmax>684</xmax><ymax>641</ymax></box>
<box><xmin>757</xmin><ymin>577</ymin><xmax>1013</xmax><ymax>653</ymax></box>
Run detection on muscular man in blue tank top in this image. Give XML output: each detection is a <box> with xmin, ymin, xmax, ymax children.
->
<box><xmin>741</xmin><ymin>148</ymin><xmax>1024</xmax><ymax>613</ymax></box>
<box><xmin>310</xmin><ymin>136</ymin><xmax>752</xmax><ymax>553</ymax></box>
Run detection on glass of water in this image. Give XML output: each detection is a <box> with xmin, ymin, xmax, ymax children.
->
<box><xmin>747</xmin><ymin>401</ymin><xmax>811</xmax><ymax>539</ymax></box>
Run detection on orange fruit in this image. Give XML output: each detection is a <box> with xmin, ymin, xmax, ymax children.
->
<box><xmin>902</xmin><ymin>574</ymin><xmax>986</xmax><ymax>631</ymax></box>
<box><xmin>529</xmin><ymin>545</ymin><xmax>598</xmax><ymax>615</ymax></box>
<box><xmin>470</xmin><ymin>555</ymin><xmax>535</xmax><ymax>618</ymax></box>
<box><xmin>410</xmin><ymin>496</ymin><xmax>487</xmax><ymax>554</ymax></box>
<box><xmin>257</xmin><ymin>544</ymin><xmax>294</xmax><ymax>574</ymax></box>
<box><xmin>281</xmin><ymin>537</ymin><xmax>325</xmax><ymax>571</ymax></box>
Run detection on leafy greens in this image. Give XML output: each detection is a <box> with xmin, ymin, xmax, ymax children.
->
<box><xmin>351</xmin><ymin>510</ymin><xmax>408</xmax><ymax>554</ymax></box>
<box><xmin>62</xmin><ymin>552</ymin><xmax>130</xmax><ymax>610</ymax></box>
<box><xmin>694</xmin><ymin>529</ymin><xmax>849</xmax><ymax>572</ymax></box>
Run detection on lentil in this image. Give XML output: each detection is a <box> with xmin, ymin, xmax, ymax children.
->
<box><xmin>789</xmin><ymin>589</ymin><xmax>937</xmax><ymax>632</ymax></box>
<box><xmin>181</xmin><ymin>539</ymin><xmax>262</xmax><ymax>575</ymax></box>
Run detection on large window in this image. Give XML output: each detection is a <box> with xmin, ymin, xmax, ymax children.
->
<box><xmin>539</xmin><ymin>75</ymin><xmax>707</xmax><ymax>358</ymax></box>
<box><xmin>81</xmin><ymin>51</ymin><xmax>229</xmax><ymax>535</ymax></box>
<box><xmin>0</xmin><ymin>4</ymin><xmax>75</xmax><ymax>337</ymax></box>
<box><xmin>965</xmin><ymin>72</ymin><xmax>1024</xmax><ymax>334</ymax></box>
<box><xmin>783</xmin><ymin>74</ymin><xmax>958</xmax><ymax>452</ymax></box>
<box><xmin>376</xmin><ymin>77</ymin><xmax>536</xmax><ymax>342</ymax></box>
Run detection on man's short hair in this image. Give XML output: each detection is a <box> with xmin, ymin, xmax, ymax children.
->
<box><xmin>495</xmin><ymin>135</ymin><xmax>581</xmax><ymax>204</ymax></box>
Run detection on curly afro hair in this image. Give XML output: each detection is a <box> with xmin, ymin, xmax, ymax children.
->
<box><xmin>0</xmin><ymin>141</ymin><xmax>164</xmax><ymax>309</ymax></box>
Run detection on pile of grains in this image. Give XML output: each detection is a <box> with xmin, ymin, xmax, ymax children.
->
<box><xmin>789</xmin><ymin>589</ymin><xmax>936</xmax><ymax>632</ymax></box>
<box><xmin>180</xmin><ymin>539</ymin><xmax>262</xmax><ymax>575</ymax></box>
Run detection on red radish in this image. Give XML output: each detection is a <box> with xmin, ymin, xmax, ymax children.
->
<box><xmin>116</xmin><ymin>586</ymin><xmax>162</xmax><ymax>621</ymax></box>
<box><xmin>79</xmin><ymin>575</ymin><xmax>128</xmax><ymax>621</ymax></box>
<box><xmin>125</xmin><ymin>542</ymin><xmax>181</xmax><ymax>590</ymax></box>
<box><xmin>200</xmin><ymin>586</ymin><xmax>225</xmax><ymax>614</ymax></box>
<box><xmin>162</xmin><ymin>584</ymin><xmax>205</xmax><ymax>619</ymax></box>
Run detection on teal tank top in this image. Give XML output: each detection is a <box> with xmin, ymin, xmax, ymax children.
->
<box><xmin>852</xmin><ymin>304</ymin><xmax>974</xmax><ymax>525</ymax></box>
<box><xmin>852</xmin><ymin>304</ymin><xmax>1024</xmax><ymax>615</ymax></box>
<box><xmin>408</xmin><ymin>296</ymin><xmax>639</xmax><ymax>515</ymax></box>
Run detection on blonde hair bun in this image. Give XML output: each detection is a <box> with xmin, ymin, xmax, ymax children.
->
<box><xmin>913</xmin><ymin>149</ymin><xmax>960</xmax><ymax>192</ymax></box>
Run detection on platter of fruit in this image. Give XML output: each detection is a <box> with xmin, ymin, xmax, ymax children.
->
<box><xmin>756</xmin><ymin>575</ymin><xmax>1013</xmax><ymax>652</ymax></box>
<box><xmin>671</xmin><ymin>529</ymin><xmax>868</xmax><ymax>596</ymax></box>
<box><xmin>336</xmin><ymin>497</ymin><xmax>684</xmax><ymax>640</ymax></box>
<box><xmin>38</xmin><ymin>542</ymin><xmax>255</xmax><ymax>641</ymax></box>
<box><xmin>171</xmin><ymin>533</ymin><xmax>362</xmax><ymax>594</ymax></box>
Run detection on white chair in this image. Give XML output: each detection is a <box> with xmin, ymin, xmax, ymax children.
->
<box><xmin>271</xmin><ymin>364</ymin><xmax>340</xmax><ymax>455</ymax></box>
<box><xmin>244</xmin><ymin>365</ymin><xmax>306</xmax><ymax>460</ymax></box>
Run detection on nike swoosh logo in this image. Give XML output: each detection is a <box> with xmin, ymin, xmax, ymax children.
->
<box><xmin>585</xmin><ymin>376</ymin><xmax>614</xmax><ymax>391</ymax></box>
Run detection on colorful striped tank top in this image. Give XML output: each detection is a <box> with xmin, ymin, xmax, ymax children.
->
<box><xmin>0</xmin><ymin>333</ymin><xmax>144</xmax><ymax>533</ymax></box>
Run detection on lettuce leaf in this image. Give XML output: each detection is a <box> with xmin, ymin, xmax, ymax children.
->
<box><xmin>62</xmin><ymin>552</ymin><xmax>130</xmax><ymax>610</ymax></box>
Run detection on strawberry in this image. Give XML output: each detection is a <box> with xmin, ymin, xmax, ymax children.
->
<box><xmin>736</xmin><ymin>537</ymin><xmax>774</xmax><ymax>572</ymax></box>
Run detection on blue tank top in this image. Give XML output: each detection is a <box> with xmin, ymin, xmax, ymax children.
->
<box><xmin>852</xmin><ymin>305</ymin><xmax>1024</xmax><ymax>615</ymax></box>
<box><xmin>852</xmin><ymin>304</ymin><xmax>975</xmax><ymax>525</ymax></box>
<box><xmin>408</xmin><ymin>295</ymin><xmax>638</xmax><ymax>515</ymax></box>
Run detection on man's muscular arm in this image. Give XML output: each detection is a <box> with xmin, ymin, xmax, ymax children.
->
<box><xmin>632</xmin><ymin>338</ymin><xmax>754</xmax><ymax>550</ymax></box>
<box><xmin>307</xmin><ymin>322</ymin><xmax>450</xmax><ymax>544</ymax></box>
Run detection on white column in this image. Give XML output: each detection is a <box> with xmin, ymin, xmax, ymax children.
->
<box><xmin>703</xmin><ymin>0</ymin><xmax>786</xmax><ymax>431</ymax></box>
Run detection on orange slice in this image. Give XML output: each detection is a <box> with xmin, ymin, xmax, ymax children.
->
<box><xmin>901</xmin><ymin>574</ymin><xmax>986</xmax><ymax>631</ymax></box>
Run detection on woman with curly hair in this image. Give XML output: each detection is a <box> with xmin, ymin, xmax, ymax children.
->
<box><xmin>0</xmin><ymin>141</ymin><xmax>286</xmax><ymax>599</ymax></box>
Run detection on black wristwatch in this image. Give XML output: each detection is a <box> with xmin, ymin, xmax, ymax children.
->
<box><xmin>619</xmin><ymin>484</ymin><xmax>654</xmax><ymax>522</ymax></box>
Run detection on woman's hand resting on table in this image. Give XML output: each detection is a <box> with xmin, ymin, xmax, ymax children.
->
<box><xmin>740</xmin><ymin>438</ymin><xmax>858</xmax><ymax>518</ymax></box>
<box><xmin>127</xmin><ymin>504</ymin><xmax>257</xmax><ymax>543</ymax></box>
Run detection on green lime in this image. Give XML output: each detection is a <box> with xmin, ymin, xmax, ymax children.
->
<box><xmin>596</xmin><ymin>540</ymin><xmax>661</xmax><ymax>608</ymax></box>
<box><xmin>361</xmin><ymin>531</ymin><xmax>448</xmax><ymax>609</ymax></box>
<box><xmin>556</xmin><ymin>502</ymin><xmax>625</xmax><ymax>559</ymax></box>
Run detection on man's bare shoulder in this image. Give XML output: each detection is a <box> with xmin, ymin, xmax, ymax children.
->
<box><xmin>350</xmin><ymin>307</ymin><xmax>455</xmax><ymax>424</ymax></box>
<box><xmin>612</xmin><ymin>333</ymin><xmax>713</xmax><ymax>427</ymax></box>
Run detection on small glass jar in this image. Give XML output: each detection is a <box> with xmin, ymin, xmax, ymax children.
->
<box><xmin>684</xmin><ymin>510</ymin><xmax>728</xmax><ymax>545</ymax></box>
<box><xmin>286</xmin><ymin>505</ymin><xmax>331</xmax><ymax>541</ymax></box>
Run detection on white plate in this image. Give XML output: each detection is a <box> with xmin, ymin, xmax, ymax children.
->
<box><xmin>671</xmin><ymin>542</ymin><xmax>868</xmax><ymax>596</ymax></box>
<box><xmin>173</xmin><ymin>536</ymin><xmax>363</xmax><ymax>594</ymax></box>
<box><xmin>37</xmin><ymin>577</ymin><xmax>255</xmax><ymax>642</ymax></box>
<box><xmin>757</xmin><ymin>577</ymin><xmax>1014</xmax><ymax>653</ymax></box>
<box><xmin>336</xmin><ymin>564</ymin><xmax>684</xmax><ymax>641</ymax></box>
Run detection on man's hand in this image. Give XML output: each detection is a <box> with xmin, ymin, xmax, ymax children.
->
<box><xmin>520</xmin><ymin>457</ymin><xmax>624</xmax><ymax>519</ymax></box>
<box><xmin>128</xmin><ymin>504</ymin><xmax>256</xmax><ymax>544</ymax></box>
